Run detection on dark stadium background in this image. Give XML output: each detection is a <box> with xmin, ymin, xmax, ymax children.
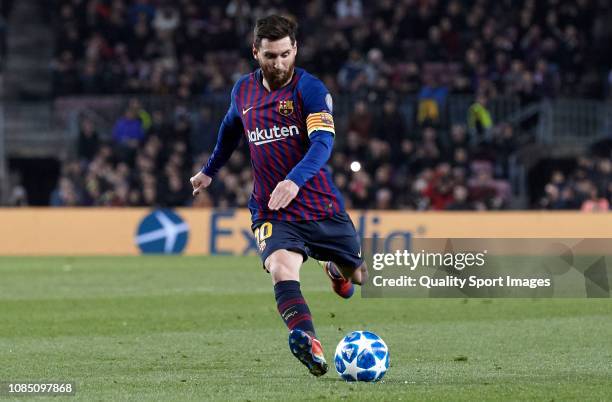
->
<box><xmin>1</xmin><ymin>0</ymin><xmax>612</xmax><ymax>209</ymax></box>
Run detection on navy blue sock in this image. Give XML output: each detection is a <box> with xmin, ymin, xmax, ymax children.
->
<box><xmin>274</xmin><ymin>280</ymin><xmax>316</xmax><ymax>337</ymax></box>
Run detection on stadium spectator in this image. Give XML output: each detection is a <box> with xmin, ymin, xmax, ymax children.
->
<box><xmin>346</xmin><ymin>100</ymin><xmax>372</xmax><ymax>140</ymax></box>
<box><xmin>581</xmin><ymin>187</ymin><xmax>609</xmax><ymax>212</ymax></box>
<box><xmin>152</xmin><ymin>6</ymin><xmax>180</xmax><ymax>37</ymax></box>
<box><xmin>336</xmin><ymin>0</ymin><xmax>363</xmax><ymax>27</ymax></box>
<box><xmin>468</xmin><ymin>94</ymin><xmax>493</xmax><ymax>141</ymax></box>
<box><xmin>446</xmin><ymin>185</ymin><xmax>472</xmax><ymax>210</ymax></box>
<box><xmin>112</xmin><ymin>107</ymin><xmax>144</xmax><ymax>146</ymax></box>
<box><xmin>337</xmin><ymin>50</ymin><xmax>367</xmax><ymax>93</ymax></box>
<box><xmin>50</xmin><ymin>177</ymin><xmax>80</xmax><ymax>207</ymax></box>
<box><xmin>112</xmin><ymin>101</ymin><xmax>148</xmax><ymax>164</ymax></box>
<box><xmin>7</xmin><ymin>172</ymin><xmax>28</xmax><ymax>206</ymax></box>
<box><xmin>372</xmin><ymin>97</ymin><xmax>407</xmax><ymax>146</ymax></box>
<box><xmin>77</xmin><ymin>117</ymin><xmax>100</xmax><ymax>161</ymax></box>
<box><xmin>417</xmin><ymin>75</ymin><xmax>448</xmax><ymax>126</ymax></box>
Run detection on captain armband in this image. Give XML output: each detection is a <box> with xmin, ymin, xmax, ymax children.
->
<box><xmin>306</xmin><ymin>112</ymin><xmax>335</xmax><ymax>136</ymax></box>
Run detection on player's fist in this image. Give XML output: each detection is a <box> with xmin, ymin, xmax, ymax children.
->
<box><xmin>268</xmin><ymin>179</ymin><xmax>300</xmax><ymax>210</ymax></box>
<box><xmin>190</xmin><ymin>172</ymin><xmax>212</xmax><ymax>197</ymax></box>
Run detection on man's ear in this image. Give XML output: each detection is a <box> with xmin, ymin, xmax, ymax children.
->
<box><xmin>252</xmin><ymin>44</ymin><xmax>258</xmax><ymax>60</ymax></box>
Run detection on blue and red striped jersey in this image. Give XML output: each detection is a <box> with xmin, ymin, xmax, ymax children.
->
<box><xmin>203</xmin><ymin>67</ymin><xmax>345</xmax><ymax>222</ymax></box>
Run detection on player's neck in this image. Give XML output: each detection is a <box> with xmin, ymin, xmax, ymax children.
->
<box><xmin>262</xmin><ymin>69</ymin><xmax>295</xmax><ymax>92</ymax></box>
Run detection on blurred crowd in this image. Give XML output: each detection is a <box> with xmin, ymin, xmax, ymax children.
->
<box><xmin>40</xmin><ymin>0</ymin><xmax>612</xmax><ymax>210</ymax></box>
<box><xmin>47</xmin><ymin>97</ymin><xmax>517</xmax><ymax>210</ymax></box>
<box><xmin>539</xmin><ymin>156</ymin><xmax>612</xmax><ymax>211</ymax></box>
<box><xmin>50</xmin><ymin>99</ymin><xmax>196</xmax><ymax>207</ymax></box>
<box><xmin>51</xmin><ymin>0</ymin><xmax>612</xmax><ymax>100</ymax></box>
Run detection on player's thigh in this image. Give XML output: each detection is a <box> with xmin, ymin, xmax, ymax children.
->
<box><xmin>264</xmin><ymin>249</ymin><xmax>304</xmax><ymax>284</ymax></box>
<box><xmin>341</xmin><ymin>261</ymin><xmax>368</xmax><ymax>285</ymax></box>
<box><xmin>252</xmin><ymin>220</ymin><xmax>308</xmax><ymax>278</ymax></box>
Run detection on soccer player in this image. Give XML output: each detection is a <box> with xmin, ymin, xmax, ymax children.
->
<box><xmin>189</xmin><ymin>15</ymin><xmax>366</xmax><ymax>377</ymax></box>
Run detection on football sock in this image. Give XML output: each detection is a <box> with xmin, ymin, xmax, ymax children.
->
<box><xmin>274</xmin><ymin>280</ymin><xmax>316</xmax><ymax>337</ymax></box>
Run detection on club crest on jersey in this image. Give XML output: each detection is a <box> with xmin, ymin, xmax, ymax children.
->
<box><xmin>278</xmin><ymin>100</ymin><xmax>294</xmax><ymax>116</ymax></box>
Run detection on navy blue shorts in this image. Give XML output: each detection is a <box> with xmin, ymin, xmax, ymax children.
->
<box><xmin>251</xmin><ymin>211</ymin><xmax>363</xmax><ymax>270</ymax></box>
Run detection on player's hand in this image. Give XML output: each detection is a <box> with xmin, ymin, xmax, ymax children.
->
<box><xmin>268</xmin><ymin>180</ymin><xmax>299</xmax><ymax>210</ymax></box>
<box><xmin>190</xmin><ymin>172</ymin><xmax>212</xmax><ymax>197</ymax></box>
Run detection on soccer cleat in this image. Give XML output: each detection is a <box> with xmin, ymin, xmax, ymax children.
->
<box><xmin>319</xmin><ymin>260</ymin><xmax>354</xmax><ymax>299</ymax></box>
<box><xmin>288</xmin><ymin>329</ymin><xmax>329</xmax><ymax>377</ymax></box>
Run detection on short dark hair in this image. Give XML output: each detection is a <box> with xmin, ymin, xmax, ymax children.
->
<box><xmin>253</xmin><ymin>15</ymin><xmax>297</xmax><ymax>48</ymax></box>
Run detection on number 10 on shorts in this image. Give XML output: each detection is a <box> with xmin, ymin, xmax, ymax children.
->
<box><xmin>254</xmin><ymin>222</ymin><xmax>273</xmax><ymax>253</ymax></box>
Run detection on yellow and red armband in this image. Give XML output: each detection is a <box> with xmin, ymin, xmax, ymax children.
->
<box><xmin>306</xmin><ymin>112</ymin><xmax>335</xmax><ymax>136</ymax></box>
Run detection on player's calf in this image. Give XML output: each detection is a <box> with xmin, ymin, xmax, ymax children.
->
<box><xmin>332</xmin><ymin>261</ymin><xmax>368</xmax><ymax>285</ymax></box>
<box><xmin>321</xmin><ymin>261</ymin><xmax>355</xmax><ymax>299</ymax></box>
<box><xmin>349</xmin><ymin>261</ymin><xmax>368</xmax><ymax>285</ymax></box>
<box><xmin>267</xmin><ymin>249</ymin><xmax>320</xmax><ymax>354</ymax></box>
<box><xmin>319</xmin><ymin>261</ymin><xmax>369</xmax><ymax>298</ymax></box>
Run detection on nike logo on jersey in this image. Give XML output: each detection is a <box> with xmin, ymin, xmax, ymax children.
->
<box><xmin>242</xmin><ymin>106</ymin><xmax>253</xmax><ymax>115</ymax></box>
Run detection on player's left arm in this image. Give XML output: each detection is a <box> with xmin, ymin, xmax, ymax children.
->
<box><xmin>268</xmin><ymin>76</ymin><xmax>335</xmax><ymax>210</ymax></box>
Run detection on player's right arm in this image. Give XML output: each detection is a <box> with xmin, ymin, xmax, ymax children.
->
<box><xmin>190</xmin><ymin>84</ymin><xmax>243</xmax><ymax>196</ymax></box>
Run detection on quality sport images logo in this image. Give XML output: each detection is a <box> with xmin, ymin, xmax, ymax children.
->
<box><xmin>247</xmin><ymin>125</ymin><xmax>300</xmax><ymax>146</ymax></box>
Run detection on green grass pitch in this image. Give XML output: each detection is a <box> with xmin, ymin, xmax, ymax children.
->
<box><xmin>1</xmin><ymin>256</ymin><xmax>611</xmax><ymax>401</ymax></box>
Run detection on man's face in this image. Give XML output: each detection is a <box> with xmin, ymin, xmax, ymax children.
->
<box><xmin>253</xmin><ymin>36</ymin><xmax>297</xmax><ymax>89</ymax></box>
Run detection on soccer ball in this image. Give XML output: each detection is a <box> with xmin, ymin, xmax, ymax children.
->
<box><xmin>334</xmin><ymin>331</ymin><xmax>389</xmax><ymax>382</ymax></box>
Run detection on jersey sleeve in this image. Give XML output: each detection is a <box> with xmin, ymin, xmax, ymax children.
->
<box><xmin>286</xmin><ymin>131</ymin><xmax>334</xmax><ymax>187</ymax></box>
<box><xmin>223</xmin><ymin>83</ymin><xmax>241</xmax><ymax>129</ymax></box>
<box><xmin>201</xmin><ymin>82</ymin><xmax>243</xmax><ymax>177</ymax></box>
<box><xmin>298</xmin><ymin>75</ymin><xmax>335</xmax><ymax>137</ymax></box>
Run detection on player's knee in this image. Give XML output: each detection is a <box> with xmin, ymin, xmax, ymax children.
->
<box><xmin>268</xmin><ymin>262</ymin><xmax>295</xmax><ymax>282</ymax></box>
<box><xmin>265</xmin><ymin>251</ymin><xmax>301</xmax><ymax>283</ymax></box>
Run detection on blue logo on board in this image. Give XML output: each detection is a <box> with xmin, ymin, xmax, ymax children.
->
<box><xmin>136</xmin><ymin>209</ymin><xmax>189</xmax><ymax>254</ymax></box>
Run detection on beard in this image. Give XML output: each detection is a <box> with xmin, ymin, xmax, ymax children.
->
<box><xmin>261</xmin><ymin>60</ymin><xmax>295</xmax><ymax>89</ymax></box>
